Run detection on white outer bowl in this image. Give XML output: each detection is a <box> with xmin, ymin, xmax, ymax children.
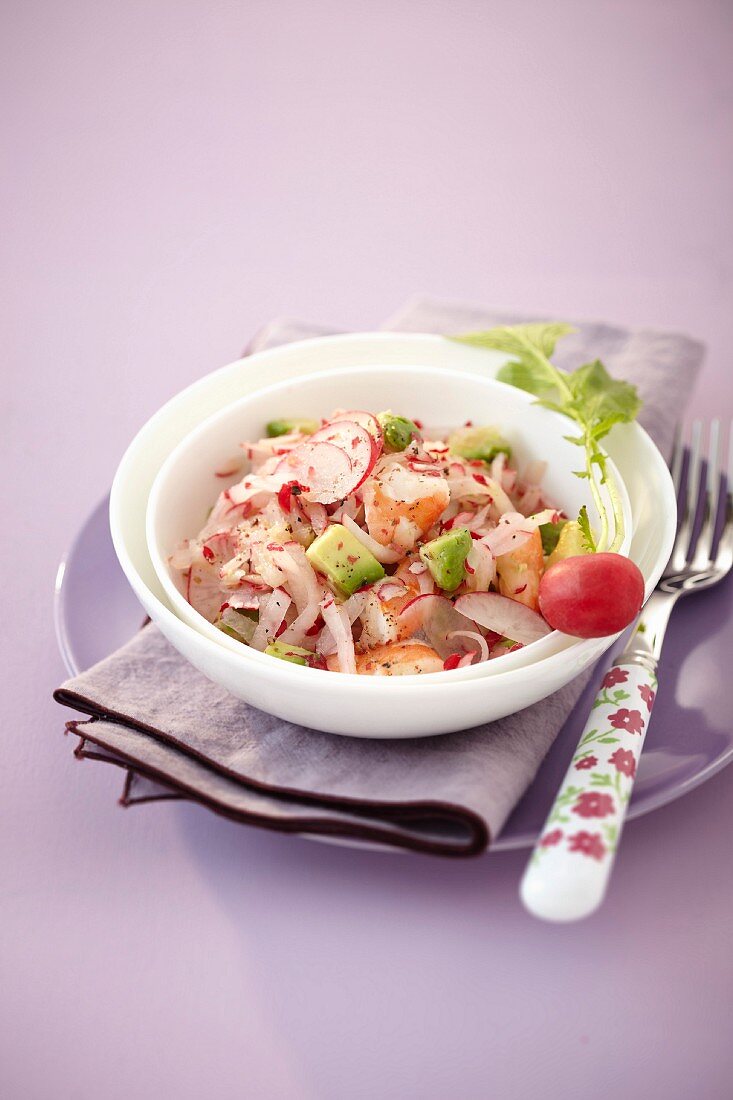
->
<box><xmin>146</xmin><ymin>364</ymin><xmax>632</xmax><ymax>680</ymax></box>
<box><xmin>110</xmin><ymin>333</ymin><xmax>677</xmax><ymax>738</ymax></box>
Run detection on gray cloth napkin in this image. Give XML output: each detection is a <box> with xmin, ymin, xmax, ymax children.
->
<box><xmin>54</xmin><ymin>298</ymin><xmax>704</xmax><ymax>856</ymax></box>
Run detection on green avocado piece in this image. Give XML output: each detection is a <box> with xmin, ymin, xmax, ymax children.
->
<box><xmin>305</xmin><ymin>523</ymin><xmax>385</xmax><ymax>595</ymax></box>
<box><xmin>266</xmin><ymin>417</ymin><xmax>319</xmax><ymax>438</ymax></box>
<box><xmin>264</xmin><ymin>641</ymin><xmax>312</xmax><ymax>665</ymax></box>
<box><xmin>448</xmin><ymin>425</ymin><xmax>512</xmax><ymax>463</ymax></box>
<box><xmin>377</xmin><ymin>411</ymin><xmax>419</xmax><ymax>452</ymax></box>
<box><xmin>215</xmin><ymin>608</ymin><xmax>257</xmax><ymax>643</ymax></box>
<box><xmin>539</xmin><ymin>519</ymin><xmax>567</xmax><ymax>556</ymax></box>
<box><xmin>546</xmin><ymin>520</ymin><xmax>591</xmax><ymax>566</ymax></box>
<box><xmin>419</xmin><ymin>526</ymin><xmax>472</xmax><ymax>592</ymax></box>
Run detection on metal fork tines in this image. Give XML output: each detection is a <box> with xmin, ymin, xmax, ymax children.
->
<box><xmin>664</xmin><ymin>419</ymin><xmax>733</xmax><ymax>590</ymax></box>
<box><xmin>623</xmin><ymin>419</ymin><xmax>732</xmax><ymax>669</ymax></box>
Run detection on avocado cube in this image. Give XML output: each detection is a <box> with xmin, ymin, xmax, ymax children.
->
<box><xmin>377</xmin><ymin>411</ymin><xmax>420</xmax><ymax>452</ymax></box>
<box><xmin>419</xmin><ymin>526</ymin><xmax>472</xmax><ymax>592</ymax></box>
<box><xmin>266</xmin><ymin>417</ymin><xmax>319</xmax><ymax>438</ymax></box>
<box><xmin>264</xmin><ymin>641</ymin><xmax>312</xmax><ymax>665</ymax></box>
<box><xmin>215</xmin><ymin>608</ymin><xmax>257</xmax><ymax>644</ymax></box>
<box><xmin>448</xmin><ymin>425</ymin><xmax>512</xmax><ymax>463</ymax></box>
<box><xmin>305</xmin><ymin>524</ymin><xmax>385</xmax><ymax>595</ymax></box>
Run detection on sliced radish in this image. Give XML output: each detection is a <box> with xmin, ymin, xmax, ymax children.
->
<box><xmin>332</xmin><ymin>409</ymin><xmax>383</xmax><ymax>451</ymax></box>
<box><xmin>187</xmin><ymin>562</ymin><xmax>227</xmax><ymax>622</ymax></box>
<box><xmin>454</xmin><ymin>592</ymin><xmax>551</xmax><ymax>645</ymax></box>
<box><xmin>274</xmin><ymin>441</ymin><xmax>354</xmax><ymax>505</ymax></box>
<box><xmin>309</xmin><ymin>420</ymin><xmax>377</xmax><ymax>490</ymax></box>
<box><xmin>202</xmin><ymin>530</ymin><xmax>240</xmax><ymax>563</ymax></box>
<box><xmin>398</xmin><ymin>593</ymin><xmax>480</xmax><ymax>659</ymax></box>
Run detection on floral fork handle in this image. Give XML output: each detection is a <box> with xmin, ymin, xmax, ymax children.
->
<box><xmin>520</xmin><ymin>657</ymin><xmax>656</xmax><ymax>922</ymax></box>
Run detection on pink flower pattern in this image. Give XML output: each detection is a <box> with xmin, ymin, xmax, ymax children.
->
<box><xmin>544</xmin><ymin>665</ymin><xmax>657</xmax><ymax>865</ymax></box>
<box><xmin>609</xmin><ymin>748</ymin><xmax>636</xmax><ymax>778</ymax></box>
<box><xmin>602</xmin><ymin>668</ymin><xmax>629</xmax><ymax>689</ymax></box>
<box><xmin>568</xmin><ymin>831</ymin><xmax>606</xmax><ymax>860</ymax></box>
<box><xmin>574</xmin><ymin>755</ymin><xmax>598</xmax><ymax>771</ymax></box>
<box><xmin>572</xmin><ymin>791</ymin><xmax>615</xmax><ymax>819</ymax></box>
<box><xmin>608</xmin><ymin>708</ymin><xmax>645</xmax><ymax>734</ymax></box>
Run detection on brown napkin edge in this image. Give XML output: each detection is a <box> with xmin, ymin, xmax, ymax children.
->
<box><xmin>58</xmin><ymin>699</ymin><xmax>488</xmax><ymax>857</ymax></box>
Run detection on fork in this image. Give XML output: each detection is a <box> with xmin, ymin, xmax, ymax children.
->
<box><xmin>520</xmin><ymin>420</ymin><xmax>733</xmax><ymax>922</ymax></box>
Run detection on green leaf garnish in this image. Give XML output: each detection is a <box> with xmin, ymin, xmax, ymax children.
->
<box><xmin>451</xmin><ymin>323</ymin><xmax>641</xmax><ymax>552</ymax></box>
<box><xmin>577</xmin><ymin>505</ymin><xmax>596</xmax><ymax>553</ymax></box>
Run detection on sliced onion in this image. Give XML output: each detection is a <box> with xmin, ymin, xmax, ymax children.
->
<box><xmin>220</xmin><ymin>581</ymin><xmax>262</xmax><ymax>612</ymax></box>
<box><xmin>297</xmin><ymin>498</ymin><xmax>328</xmax><ymax>534</ymax></box>
<box><xmin>457</xmin><ymin>652</ymin><xmax>475</xmax><ymax>668</ymax></box>
<box><xmin>517</xmin><ymin>486</ymin><xmax>543</xmax><ymax>516</ymax></box>
<box><xmin>454</xmin><ymin>592</ymin><xmax>551</xmax><ymax>645</ymax></box>
<box><xmin>447</xmin><ymin>629</ymin><xmax>489</xmax><ymax>662</ymax></box>
<box><xmin>481</xmin><ymin>512</ymin><xmax>536</xmax><ymax>557</ymax></box>
<box><xmin>251</xmin><ymin>587</ymin><xmax>292</xmax><ymax>651</ymax></box>
<box><xmin>447</xmin><ymin>470</ymin><xmax>515</xmax><ymax>515</ymax></box>
<box><xmin>376</xmin><ymin>581</ymin><xmax>410</xmax><ymax>603</ymax></box>
<box><xmin>398</xmin><ymin>594</ymin><xmax>480</xmax><ymax>659</ymax></box>
<box><xmin>341</xmin><ymin>514</ymin><xmax>402</xmax><ymax>564</ymax></box>
<box><xmin>275</xmin><ymin>441</ymin><xmax>355</xmax><ymax>505</ymax></box>
<box><xmin>416</xmin><ymin>570</ymin><xmax>435</xmax><ymax>595</ymax></box>
<box><xmin>464</xmin><ymin>541</ymin><xmax>496</xmax><ymax>592</ymax></box>
<box><xmin>276</xmin><ymin>542</ymin><xmax>324</xmax><ymax>644</ymax></box>
<box><xmin>319</xmin><ymin>597</ymin><xmax>356</xmax><ymax>674</ymax></box>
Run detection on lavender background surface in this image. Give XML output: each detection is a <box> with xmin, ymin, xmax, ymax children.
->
<box><xmin>3</xmin><ymin>3</ymin><xmax>733</xmax><ymax>1098</ymax></box>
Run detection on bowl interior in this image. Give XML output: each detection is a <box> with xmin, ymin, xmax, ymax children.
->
<box><xmin>146</xmin><ymin>363</ymin><xmax>633</xmax><ymax>676</ymax></box>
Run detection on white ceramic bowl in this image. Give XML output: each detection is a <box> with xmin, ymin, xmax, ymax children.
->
<box><xmin>110</xmin><ymin>333</ymin><xmax>676</xmax><ymax>738</ymax></box>
<box><xmin>147</xmin><ymin>365</ymin><xmax>632</xmax><ymax>679</ymax></box>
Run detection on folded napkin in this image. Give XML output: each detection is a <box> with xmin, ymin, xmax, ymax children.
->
<box><xmin>54</xmin><ymin>298</ymin><xmax>704</xmax><ymax>856</ymax></box>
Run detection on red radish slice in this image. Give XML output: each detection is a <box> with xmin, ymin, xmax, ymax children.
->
<box><xmin>454</xmin><ymin>592</ymin><xmax>551</xmax><ymax>645</ymax></box>
<box><xmin>202</xmin><ymin>530</ymin><xmax>240</xmax><ymax>563</ymax></box>
<box><xmin>309</xmin><ymin>421</ymin><xmax>376</xmax><ymax>490</ymax></box>
<box><xmin>187</xmin><ymin>562</ymin><xmax>227</xmax><ymax>622</ymax></box>
<box><xmin>275</xmin><ymin>441</ymin><xmax>354</xmax><ymax>505</ymax></box>
<box><xmin>332</xmin><ymin>409</ymin><xmax>383</xmax><ymax>450</ymax></box>
<box><xmin>398</xmin><ymin>594</ymin><xmax>480</xmax><ymax>659</ymax></box>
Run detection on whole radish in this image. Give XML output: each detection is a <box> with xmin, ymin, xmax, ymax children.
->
<box><xmin>538</xmin><ymin>553</ymin><xmax>645</xmax><ymax>638</ymax></box>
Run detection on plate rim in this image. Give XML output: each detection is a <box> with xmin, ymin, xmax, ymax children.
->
<box><xmin>54</xmin><ymin>492</ymin><xmax>733</xmax><ymax>853</ymax></box>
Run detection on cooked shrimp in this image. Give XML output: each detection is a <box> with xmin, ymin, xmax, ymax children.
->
<box><xmin>363</xmin><ymin>461</ymin><xmax>450</xmax><ymax>552</ymax></box>
<box><xmin>358</xmin><ymin>571</ymin><xmax>422</xmax><ymax>648</ymax></box>
<box><xmin>327</xmin><ymin>641</ymin><xmax>444</xmax><ymax>675</ymax></box>
<box><xmin>495</xmin><ymin>528</ymin><xmax>544</xmax><ymax>611</ymax></box>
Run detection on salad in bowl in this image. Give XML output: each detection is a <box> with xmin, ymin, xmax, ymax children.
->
<box><xmin>170</xmin><ymin>409</ymin><xmax>576</xmax><ymax>674</ymax></box>
<box><xmin>152</xmin><ymin>324</ymin><xmax>644</xmax><ymax>679</ymax></box>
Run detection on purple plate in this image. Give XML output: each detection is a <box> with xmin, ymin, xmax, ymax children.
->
<box><xmin>55</xmin><ymin>496</ymin><xmax>733</xmax><ymax>851</ymax></box>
